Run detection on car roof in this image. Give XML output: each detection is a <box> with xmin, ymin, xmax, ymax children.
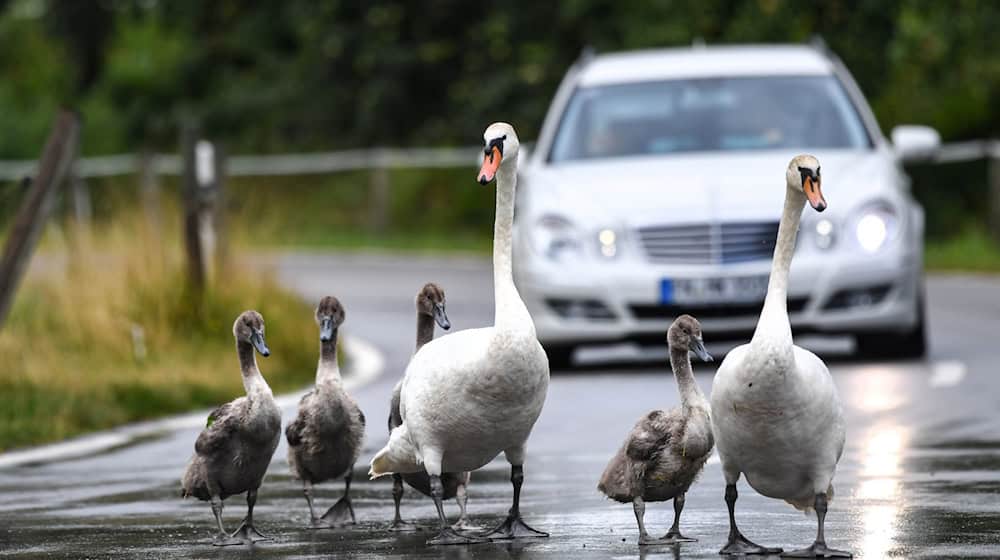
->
<box><xmin>577</xmin><ymin>45</ymin><xmax>835</xmax><ymax>87</ymax></box>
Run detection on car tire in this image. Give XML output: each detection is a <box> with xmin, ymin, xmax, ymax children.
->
<box><xmin>855</xmin><ymin>293</ymin><xmax>927</xmax><ymax>360</ymax></box>
<box><xmin>543</xmin><ymin>344</ymin><xmax>576</xmax><ymax>371</ymax></box>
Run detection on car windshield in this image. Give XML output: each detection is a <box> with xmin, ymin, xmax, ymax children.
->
<box><xmin>549</xmin><ymin>75</ymin><xmax>871</xmax><ymax>162</ymax></box>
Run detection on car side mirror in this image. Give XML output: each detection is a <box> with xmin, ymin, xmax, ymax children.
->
<box><xmin>891</xmin><ymin>125</ymin><xmax>941</xmax><ymax>162</ymax></box>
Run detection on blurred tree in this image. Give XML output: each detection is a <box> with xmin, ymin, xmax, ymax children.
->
<box><xmin>0</xmin><ymin>0</ymin><xmax>996</xmax><ymax>156</ymax></box>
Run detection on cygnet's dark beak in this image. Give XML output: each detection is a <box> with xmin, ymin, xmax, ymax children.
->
<box><xmin>319</xmin><ymin>317</ymin><xmax>335</xmax><ymax>342</ymax></box>
<box><xmin>250</xmin><ymin>330</ymin><xmax>270</xmax><ymax>357</ymax></box>
<box><xmin>690</xmin><ymin>336</ymin><xmax>712</xmax><ymax>362</ymax></box>
<box><xmin>433</xmin><ymin>302</ymin><xmax>451</xmax><ymax>330</ymax></box>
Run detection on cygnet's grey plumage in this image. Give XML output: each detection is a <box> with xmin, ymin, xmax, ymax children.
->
<box><xmin>598</xmin><ymin>315</ymin><xmax>714</xmax><ymax>546</ymax></box>
<box><xmin>386</xmin><ymin>283</ymin><xmax>473</xmax><ymax>531</ymax></box>
<box><xmin>181</xmin><ymin>310</ymin><xmax>281</xmax><ymax>546</ymax></box>
<box><xmin>286</xmin><ymin>296</ymin><xmax>366</xmax><ymax>527</ymax></box>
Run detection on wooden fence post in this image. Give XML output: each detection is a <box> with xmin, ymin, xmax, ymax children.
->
<box><xmin>181</xmin><ymin>122</ymin><xmax>205</xmax><ymax>291</ymax></box>
<box><xmin>0</xmin><ymin>111</ymin><xmax>80</xmax><ymax>327</ymax></box>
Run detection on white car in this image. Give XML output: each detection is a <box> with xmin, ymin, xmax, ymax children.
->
<box><xmin>513</xmin><ymin>43</ymin><xmax>939</xmax><ymax>367</ymax></box>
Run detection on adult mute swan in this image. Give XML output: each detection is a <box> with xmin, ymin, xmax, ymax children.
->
<box><xmin>598</xmin><ymin>315</ymin><xmax>714</xmax><ymax>546</ymax></box>
<box><xmin>181</xmin><ymin>310</ymin><xmax>281</xmax><ymax>546</ymax></box>
<box><xmin>711</xmin><ymin>155</ymin><xmax>851</xmax><ymax>558</ymax></box>
<box><xmin>370</xmin><ymin>123</ymin><xmax>550</xmax><ymax>546</ymax></box>
<box><xmin>386</xmin><ymin>283</ymin><xmax>474</xmax><ymax>531</ymax></box>
<box><xmin>286</xmin><ymin>296</ymin><xmax>366</xmax><ymax>528</ymax></box>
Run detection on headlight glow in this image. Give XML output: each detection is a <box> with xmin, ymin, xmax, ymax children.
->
<box><xmin>855</xmin><ymin>204</ymin><xmax>898</xmax><ymax>253</ymax></box>
<box><xmin>598</xmin><ymin>229</ymin><xmax>617</xmax><ymax>258</ymax></box>
<box><xmin>814</xmin><ymin>218</ymin><xmax>835</xmax><ymax>250</ymax></box>
<box><xmin>531</xmin><ymin>215</ymin><xmax>582</xmax><ymax>261</ymax></box>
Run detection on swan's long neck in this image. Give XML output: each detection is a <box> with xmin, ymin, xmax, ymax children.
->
<box><xmin>751</xmin><ymin>185</ymin><xmax>806</xmax><ymax>356</ymax></box>
<box><xmin>670</xmin><ymin>347</ymin><xmax>706</xmax><ymax>410</ymax></box>
<box><xmin>316</xmin><ymin>330</ymin><xmax>342</xmax><ymax>388</ymax></box>
<box><xmin>238</xmin><ymin>341</ymin><xmax>272</xmax><ymax>396</ymax></box>
<box><xmin>415</xmin><ymin>312</ymin><xmax>434</xmax><ymax>351</ymax></box>
<box><xmin>493</xmin><ymin>159</ymin><xmax>533</xmax><ymax>333</ymax></box>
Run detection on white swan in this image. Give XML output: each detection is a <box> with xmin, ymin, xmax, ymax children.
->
<box><xmin>370</xmin><ymin>123</ymin><xmax>550</xmax><ymax>546</ymax></box>
<box><xmin>711</xmin><ymin>155</ymin><xmax>851</xmax><ymax>558</ymax></box>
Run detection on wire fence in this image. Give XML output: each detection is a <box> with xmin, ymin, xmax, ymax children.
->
<box><xmin>0</xmin><ymin>147</ymin><xmax>483</xmax><ymax>181</ymax></box>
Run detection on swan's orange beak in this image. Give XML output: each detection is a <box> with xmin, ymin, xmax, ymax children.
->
<box><xmin>478</xmin><ymin>146</ymin><xmax>502</xmax><ymax>185</ymax></box>
<box><xmin>804</xmin><ymin>176</ymin><xmax>827</xmax><ymax>212</ymax></box>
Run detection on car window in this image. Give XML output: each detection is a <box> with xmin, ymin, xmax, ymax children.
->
<box><xmin>549</xmin><ymin>75</ymin><xmax>871</xmax><ymax>162</ymax></box>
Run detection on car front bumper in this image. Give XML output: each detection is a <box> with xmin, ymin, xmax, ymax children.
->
<box><xmin>516</xmin><ymin>244</ymin><xmax>922</xmax><ymax>346</ymax></box>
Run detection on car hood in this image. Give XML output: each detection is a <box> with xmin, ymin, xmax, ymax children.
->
<box><xmin>529</xmin><ymin>150</ymin><xmax>887</xmax><ymax>228</ymax></box>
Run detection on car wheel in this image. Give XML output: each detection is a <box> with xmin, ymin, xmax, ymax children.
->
<box><xmin>543</xmin><ymin>344</ymin><xmax>576</xmax><ymax>371</ymax></box>
<box><xmin>855</xmin><ymin>294</ymin><xmax>927</xmax><ymax>360</ymax></box>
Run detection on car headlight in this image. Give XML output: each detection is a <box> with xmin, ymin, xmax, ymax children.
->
<box><xmin>597</xmin><ymin>228</ymin><xmax>619</xmax><ymax>258</ymax></box>
<box><xmin>854</xmin><ymin>203</ymin><xmax>899</xmax><ymax>253</ymax></box>
<box><xmin>531</xmin><ymin>214</ymin><xmax>582</xmax><ymax>261</ymax></box>
<box><xmin>813</xmin><ymin>218</ymin><xmax>836</xmax><ymax>250</ymax></box>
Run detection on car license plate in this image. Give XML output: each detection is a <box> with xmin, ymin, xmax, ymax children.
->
<box><xmin>660</xmin><ymin>275</ymin><xmax>769</xmax><ymax>304</ymax></box>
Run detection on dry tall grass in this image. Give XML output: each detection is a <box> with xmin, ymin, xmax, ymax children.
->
<box><xmin>0</xmin><ymin>215</ymin><xmax>317</xmax><ymax>450</ymax></box>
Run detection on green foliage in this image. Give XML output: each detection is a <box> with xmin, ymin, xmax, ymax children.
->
<box><xmin>926</xmin><ymin>227</ymin><xmax>1000</xmax><ymax>272</ymax></box>
<box><xmin>0</xmin><ymin>215</ymin><xmax>320</xmax><ymax>451</ymax></box>
<box><xmin>0</xmin><ymin>1</ymin><xmax>996</xmax><ymax>157</ymax></box>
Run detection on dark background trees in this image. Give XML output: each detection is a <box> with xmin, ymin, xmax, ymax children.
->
<box><xmin>0</xmin><ymin>0</ymin><xmax>996</xmax><ymax>158</ymax></box>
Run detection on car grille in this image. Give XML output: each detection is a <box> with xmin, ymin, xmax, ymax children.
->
<box><xmin>637</xmin><ymin>221</ymin><xmax>780</xmax><ymax>264</ymax></box>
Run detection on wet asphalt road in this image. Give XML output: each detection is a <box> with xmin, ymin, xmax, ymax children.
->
<box><xmin>1</xmin><ymin>253</ymin><xmax>999</xmax><ymax>559</ymax></box>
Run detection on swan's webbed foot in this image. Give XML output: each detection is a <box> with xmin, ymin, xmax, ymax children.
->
<box><xmin>662</xmin><ymin>528</ymin><xmax>698</xmax><ymax>543</ymax></box>
<box><xmin>314</xmin><ymin>496</ymin><xmax>355</xmax><ymax>528</ymax></box>
<box><xmin>211</xmin><ymin>532</ymin><xmax>246</xmax><ymax>547</ymax></box>
<box><xmin>228</xmin><ymin>518</ymin><xmax>270</xmax><ymax>544</ymax></box>
<box><xmin>637</xmin><ymin>533</ymin><xmax>681</xmax><ymax>546</ymax></box>
<box><xmin>482</xmin><ymin>513</ymin><xmax>549</xmax><ymax>540</ymax></box>
<box><xmin>720</xmin><ymin>532</ymin><xmax>782</xmax><ymax>555</ymax></box>
<box><xmin>781</xmin><ymin>542</ymin><xmax>852</xmax><ymax>558</ymax></box>
<box><xmin>451</xmin><ymin>516</ymin><xmax>482</xmax><ymax>532</ymax></box>
<box><xmin>426</xmin><ymin>526</ymin><xmax>489</xmax><ymax>546</ymax></box>
<box><xmin>388</xmin><ymin>518</ymin><xmax>421</xmax><ymax>532</ymax></box>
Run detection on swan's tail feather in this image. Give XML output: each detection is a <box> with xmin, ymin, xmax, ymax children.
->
<box><xmin>369</xmin><ymin>423</ymin><xmax>422</xmax><ymax>479</ymax></box>
<box><xmin>785</xmin><ymin>483</ymin><xmax>834</xmax><ymax>515</ymax></box>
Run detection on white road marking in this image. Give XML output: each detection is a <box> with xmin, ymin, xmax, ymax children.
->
<box><xmin>929</xmin><ymin>360</ymin><xmax>967</xmax><ymax>388</ymax></box>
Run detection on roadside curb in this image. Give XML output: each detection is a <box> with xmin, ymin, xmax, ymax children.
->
<box><xmin>0</xmin><ymin>334</ymin><xmax>384</xmax><ymax>470</ymax></box>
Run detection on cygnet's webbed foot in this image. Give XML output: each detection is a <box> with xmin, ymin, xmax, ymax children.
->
<box><xmin>481</xmin><ymin>513</ymin><xmax>549</xmax><ymax>541</ymax></box>
<box><xmin>451</xmin><ymin>516</ymin><xmax>482</xmax><ymax>532</ymax></box>
<box><xmin>781</xmin><ymin>542</ymin><xmax>853</xmax><ymax>558</ymax></box>
<box><xmin>638</xmin><ymin>533</ymin><xmax>682</xmax><ymax>546</ymax></box>
<box><xmin>720</xmin><ymin>532</ymin><xmax>782</xmax><ymax>555</ymax></box>
<box><xmin>211</xmin><ymin>531</ymin><xmax>246</xmax><ymax>547</ymax></box>
<box><xmin>314</xmin><ymin>496</ymin><xmax>355</xmax><ymax>528</ymax></box>
<box><xmin>426</xmin><ymin>526</ymin><xmax>490</xmax><ymax>546</ymax></box>
<box><xmin>388</xmin><ymin>518</ymin><xmax>421</xmax><ymax>532</ymax></box>
<box><xmin>227</xmin><ymin>519</ymin><xmax>270</xmax><ymax>544</ymax></box>
<box><xmin>661</xmin><ymin>528</ymin><xmax>698</xmax><ymax>543</ymax></box>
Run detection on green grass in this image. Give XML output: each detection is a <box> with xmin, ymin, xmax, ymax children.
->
<box><xmin>926</xmin><ymin>228</ymin><xmax>1000</xmax><ymax>272</ymax></box>
<box><xmin>0</xmin><ymin>217</ymin><xmax>321</xmax><ymax>451</ymax></box>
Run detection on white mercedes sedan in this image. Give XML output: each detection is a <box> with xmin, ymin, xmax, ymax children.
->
<box><xmin>512</xmin><ymin>44</ymin><xmax>940</xmax><ymax>367</ymax></box>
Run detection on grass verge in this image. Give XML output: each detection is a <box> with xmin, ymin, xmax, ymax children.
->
<box><xmin>926</xmin><ymin>228</ymin><xmax>1000</xmax><ymax>273</ymax></box>
<box><xmin>0</xmin><ymin>219</ymin><xmax>319</xmax><ymax>451</ymax></box>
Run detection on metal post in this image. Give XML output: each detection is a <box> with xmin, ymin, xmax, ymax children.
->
<box><xmin>0</xmin><ymin>111</ymin><xmax>80</xmax><ymax>327</ymax></box>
